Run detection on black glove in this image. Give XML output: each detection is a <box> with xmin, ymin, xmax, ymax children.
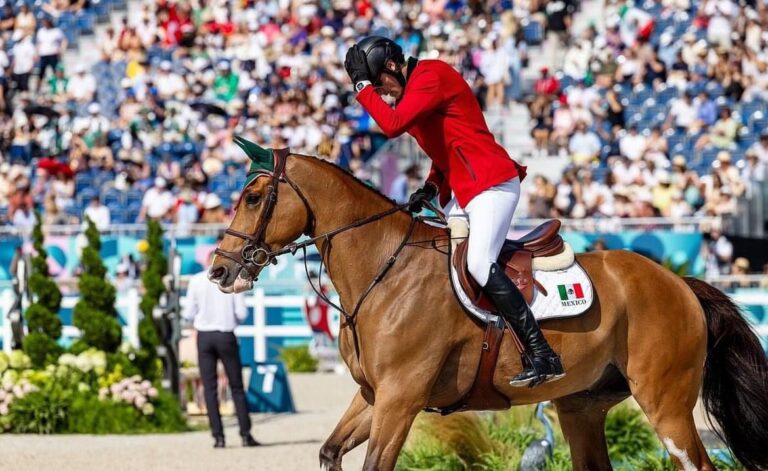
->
<box><xmin>408</xmin><ymin>183</ymin><xmax>438</xmax><ymax>213</ymax></box>
<box><xmin>344</xmin><ymin>45</ymin><xmax>370</xmax><ymax>85</ymax></box>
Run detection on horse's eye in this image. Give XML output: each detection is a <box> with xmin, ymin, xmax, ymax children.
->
<box><xmin>245</xmin><ymin>193</ymin><xmax>261</xmax><ymax>206</ymax></box>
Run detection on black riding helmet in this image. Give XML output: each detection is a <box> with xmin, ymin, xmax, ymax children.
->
<box><xmin>356</xmin><ymin>36</ymin><xmax>406</xmax><ymax>86</ymax></box>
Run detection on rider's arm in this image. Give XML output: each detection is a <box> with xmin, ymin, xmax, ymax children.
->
<box><xmin>355</xmin><ymin>70</ymin><xmax>442</xmax><ymax>138</ymax></box>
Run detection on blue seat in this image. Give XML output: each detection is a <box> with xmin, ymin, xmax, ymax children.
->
<box><xmin>522</xmin><ymin>20</ymin><xmax>543</xmax><ymax>45</ymax></box>
<box><xmin>102</xmin><ymin>189</ymin><xmax>123</xmax><ymax>207</ymax></box>
<box><xmin>126</xmin><ymin>190</ymin><xmax>143</xmax><ymax>206</ymax></box>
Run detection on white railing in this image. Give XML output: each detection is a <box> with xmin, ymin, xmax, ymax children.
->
<box><xmin>0</xmin><ymin>217</ymin><xmax>725</xmax><ymax>237</ymax></box>
<box><xmin>0</xmin><ymin>287</ymin><xmax>337</xmax><ymax>363</ymax></box>
<box><xmin>0</xmin><ymin>223</ymin><xmax>228</xmax><ymax>238</ymax></box>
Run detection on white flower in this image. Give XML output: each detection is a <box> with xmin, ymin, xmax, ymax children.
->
<box><xmin>77</xmin><ymin>382</ymin><xmax>90</xmax><ymax>393</ymax></box>
<box><xmin>0</xmin><ymin>403</ymin><xmax>8</xmax><ymax>416</ymax></box>
<box><xmin>8</xmin><ymin>351</ymin><xmax>30</xmax><ymax>369</ymax></box>
<box><xmin>74</xmin><ymin>355</ymin><xmax>93</xmax><ymax>373</ymax></box>
<box><xmin>140</xmin><ymin>380</ymin><xmax>151</xmax><ymax>390</ymax></box>
<box><xmin>22</xmin><ymin>382</ymin><xmax>37</xmax><ymax>394</ymax></box>
<box><xmin>141</xmin><ymin>403</ymin><xmax>154</xmax><ymax>416</ymax></box>
<box><xmin>147</xmin><ymin>387</ymin><xmax>158</xmax><ymax>398</ymax></box>
<box><xmin>134</xmin><ymin>395</ymin><xmax>147</xmax><ymax>408</ymax></box>
<box><xmin>110</xmin><ymin>383</ymin><xmax>122</xmax><ymax>394</ymax></box>
<box><xmin>57</xmin><ymin>354</ymin><xmax>77</xmax><ymax>367</ymax></box>
<box><xmin>0</xmin><ymin>352</ymin><xmax>9</xmax><ymax>374</ymax></box>
<box><xmin>11</xmin><ymin>385</ymin><xmax>23</xmax><ymax>398</ymax></box>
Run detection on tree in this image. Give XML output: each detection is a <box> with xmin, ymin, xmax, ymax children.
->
<box><xmin>23</xmin><ymin>211</ymin><xmax>63</xmax><ymax>367</ymax></box>
<box><xmin>136</xmin><ymin>220</ymin><xmax>167</xmax><ymax>379</ymax></box>
<box><xmin>72</xmin><ymin>218</ymin><xmax>122</xmax><ymax>353</ymax></box>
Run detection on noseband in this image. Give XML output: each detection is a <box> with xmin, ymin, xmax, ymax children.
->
<box><xmin>214</xmin><ymin>148</ymin><xmax>314</xmax><ymax>279</ymax></box>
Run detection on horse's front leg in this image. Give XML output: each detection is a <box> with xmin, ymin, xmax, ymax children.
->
<box><xmin>362</xmin><ymin>385</ymin><xmax>426</xmax><ymax>471</ymax></box>
<box><xmin>320</xmin><ymin>389</ymin><xmax>372</xmax><ymax>470</ymax></box>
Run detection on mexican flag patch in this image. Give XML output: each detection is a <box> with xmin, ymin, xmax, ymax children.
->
<box><xmin>557</xmin><ymin>283</ymin><xmax>586</xmax><ymax>306</ymax></box>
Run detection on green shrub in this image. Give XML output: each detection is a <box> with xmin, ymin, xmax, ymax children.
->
<box><xmin>66</xmin><ymin>389</ymin><xmax>186</xmax><ymax>434</ymax></box>
<box><xmin>7</xmin><ymin>382</ymin><xmax>72</xmax><ymax>434</ymax></box>
<box><xmin>137</xmin><ymin>220</ymin><xmax>167</xmax><ymax>380</ymax></box>
<box><xmin>604</xmin><ymin>403</ymin><xmax>659</xmax><ymax>461</ymax></box>
<box><xmin>279</xmin><ymin>345</ymin><xmax>318</xmax><ymax>372</ymax></box>
<box><xmin>22</xmin><ymin>334</ymin><xmax>62</xmax><ymax>369</ymax></box>
<box><xmin>22</xmin><ymin>212</ymin><xmax>63</xmax><ymax>367</ymax></box>
<box><xmin>72</xmin><ymin>218</ymin><xmax>122</xmax><ymax>353</ymax></box>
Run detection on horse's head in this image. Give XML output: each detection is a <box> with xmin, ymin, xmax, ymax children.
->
<box><xmin>208</xmin><ymin>137</ymin><xmax>312</xmax><ymax>293</ymax></box>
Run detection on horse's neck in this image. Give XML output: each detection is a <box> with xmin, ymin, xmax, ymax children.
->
<box><xmin>291</xmin><ymin>157</ymin><xmax>417</xmax><ymax>306</ymax></box>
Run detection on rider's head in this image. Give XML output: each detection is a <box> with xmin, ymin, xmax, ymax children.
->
<box><xmin>356</xmin><ymin>36</ymin><xmax>407</xmax><ymax>100</ymax></box>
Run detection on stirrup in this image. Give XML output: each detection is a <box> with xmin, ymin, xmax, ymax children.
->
<box><xmin>509</xmin><ymin>353</ymin><xmax>565</xmax><ymax>388</ymax></box>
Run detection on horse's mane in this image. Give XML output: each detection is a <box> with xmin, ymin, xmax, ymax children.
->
<box><xmin>293</xmin><ymin>152</ymin><xmax>399</xmax><ymax>207</ymax></box>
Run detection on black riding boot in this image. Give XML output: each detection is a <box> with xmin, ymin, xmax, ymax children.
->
<box><xmin>482</xmin><ymin>263</ymin><xmax>565</xmax><ymax>387</ymax></box>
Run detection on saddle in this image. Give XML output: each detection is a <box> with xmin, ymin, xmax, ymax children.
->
<box><xmin>452</xmin><ymin>220</ymin><xmax>565</xmax><ymax>312</ymax></box>
<box><xmin>428</xmin><ymin>220</ymin><xmax>566</xmax><ymax>415</ymax></box>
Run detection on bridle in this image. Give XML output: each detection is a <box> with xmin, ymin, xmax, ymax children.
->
<box><xmin>213</xmin><ymin>148</ymin><xmax>304</xmax><ymax>278</ymax></box>
<box><xmin>214</xmin><ymin>148</ymin><xmax>418</xmax><ymax>363</ymax></box>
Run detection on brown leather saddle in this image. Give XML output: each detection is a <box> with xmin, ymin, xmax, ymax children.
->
<box><xmin>428</xmin><ymin>220</ymin><xmax>566</xmax><ymax>415</ymax></box>
<box><xmin>453</xmin><ymin>220</ymin><xmax>565</xmax><ymax>311</ymax></box>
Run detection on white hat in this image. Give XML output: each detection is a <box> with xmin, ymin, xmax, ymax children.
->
<box><xmin>154</xmin><ymin>177</ymin><xmax>167</xmax><ymax>188</ymax></box>
<box><xmin>204</xmin><ymin>193</ymin><xmax>222</xmax><ymax>210</ymax></box>
<box><xmin>87</xmin><ymin>102</ymin><xmax>101</xmax><ymax>114</ymax></box>
<box><xmin>160</xmin><ymin>60</ymin><xmax>172</xmax><ymax>71</ymax></box>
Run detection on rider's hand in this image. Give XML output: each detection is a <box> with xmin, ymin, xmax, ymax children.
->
<box><xmin>408</xmin><ymin>183</ymin><xmax>438</xmax><ymax>213</ymax></box>
<box><xmin>344</xmin><ymin>45</ymin><xmax>370</xmax><ymax>85</ymax></box>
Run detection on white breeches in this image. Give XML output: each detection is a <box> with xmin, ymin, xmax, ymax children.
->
<box><xmin>445</xmin><ymin>177</ymin><xmax>521</xmax><ymax>286</ymax></box>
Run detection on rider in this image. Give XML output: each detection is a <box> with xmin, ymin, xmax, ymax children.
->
<box><xmin>344</xmin><ymin>36</ymin><xmax>564</xmax><ymax>387</ymax></box>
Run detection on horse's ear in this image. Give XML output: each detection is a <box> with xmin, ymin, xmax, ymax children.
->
<box><xmin>234</xmin><ymin>135</ymin><xmax>274</xmax><ymax>172</ymax></box>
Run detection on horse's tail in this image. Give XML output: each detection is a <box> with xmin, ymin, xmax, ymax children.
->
<box><xmin>684</xmin><ymin>277</ymin><xmax>768</xmax><ymax>470</ymax></box>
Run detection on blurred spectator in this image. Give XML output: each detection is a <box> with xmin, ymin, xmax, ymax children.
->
<box><xmin>702</xmin><ymin>226</ymin><xmax>733</xmax><ymax>277</ymax></box>
<box><xmin>667</xmin><ymin>91</ymin><xmax>696</xmax><ymax>132</ymax></box>
<box><xmin>35</xmin><ymin>18</ymin><xmax>66</xmax><ymax>93</ymax></box>
<box><xmin>174</xmin><ymin>189</ymin><xmax>199</xmax><ymax>236</ymax></box>
<box><xmin>694</xmin><ymin>107</ymin><xmax>739</xmax><ymax>150</ymax></box>
<box><xmin>11</xmin><ymin>200</ymin><xmax>34</xmax><ymax>229</ymax></box>
<box><xmin>619</xmin><ymin>125</ymin><xmax>646</xmax><ymax>161</ymax></box>
<box><xmin>568</xmin><ymin>121</ymin><xmax>601</xmax><ymax>165</ymax></box>
<box><xmin>534</xmin><ymin>67</ymin><xmax>560</xmax><ymax>98</ymax></box>
<box><xmin>11</xmin><ymin>32</ymin><xmax>35</xmax><ymax>93</ymax></box>
<box><xmin>200</xmin><ymin>193</ymin><xmax>227</xmax><ymax>224</ymax></box>
<box><xmin>388</xmin><ymin>164</ymin><xmax>421</xmax><ymax>204</ymax></box>
<box><xmin>729</xmin><ymin>257</ymin><xmax>752</xmax><ymax>289</ymax></box>
<box><xmin>138</xmin><ymin>177</ymin><xmax>174</xmax><ymax>222</ymax></box>
<box><xmin>83</xmin><ymin>196</ymin><xmax>111</xmax><ymax>231</ymax></box>
<box><xmin>741</xmin><ymin>151</ymin><xmax>765</xmax><ymax>183</ymax></box>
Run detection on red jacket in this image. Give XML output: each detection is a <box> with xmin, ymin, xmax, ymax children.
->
<box><xmin>356</xmin><ymin>59</ymin><xmax>525</xmax><ymax>208</ymax></box>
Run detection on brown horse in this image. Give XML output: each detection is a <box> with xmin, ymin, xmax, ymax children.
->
<box><xmin>209</xmin><ymin>145</ymin><xmax>768</xmax><ymax>471</ymax></box>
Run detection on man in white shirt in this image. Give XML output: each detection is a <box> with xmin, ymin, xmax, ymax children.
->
<box><xmin>138</xmin><ymin>177</ymin><xmax>175</xmax><ymax>222</ymax></box>
<box><xmin>35</xmin><ymin>18</ymin><xmax>66</xmax><ymax>92</ymax></box>
<box><xmin>11</xmin><ymin>32</ymin><xmax>36</xmax><ymax>92</ymax></box>
<box><xmin>83</xmin><ymin>196</ymin><xmax>110</xmax><ymax>231</ymax></box>
<box><xmin>66</xmin><ymin>65</ymin><xmax>96</xmax><ymax>103</ymax></box>
<box><xmin>619</xmin><ymin>125</ymin><xmax>647</xmax><ymax>161</ymax></box>
<box><xmin>667</xmin><ymin>92</ymin><xmax>697</xmax><ymax>131</ymax></box>
<box><xmin>568</xmin><ymin>121</ymin><xmax>602</xmax><ymax>165</ymax></box>
<box><xmin>183</xmin><ymin>252</ymin><xmax>259</xmax><ymax>449</ymax></box>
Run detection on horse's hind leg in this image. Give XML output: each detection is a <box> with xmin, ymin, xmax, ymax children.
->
<box><xmin>319</xmin><ymin>389</ymin><xmax>372</xmax><ymax>470</ymax></box>
<box><xmin>554</xmin><ymin>395</ymin><xmax>624</xmax><ymax>470</ymax></box>
<box><xmin>627</xmin><ymin>348</ymin><xmax>714</xmax><ymax>469</ymax></box>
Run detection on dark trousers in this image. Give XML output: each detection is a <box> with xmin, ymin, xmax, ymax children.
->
<box><xmin>197</xmin><ymin>331</ymin><xmax>251</xmax><ymax>439</ymax></box>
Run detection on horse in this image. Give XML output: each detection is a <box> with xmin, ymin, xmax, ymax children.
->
<box><xmin>208</xmin><ymin>142</ymin><xmax>768</xmax><ymax>471</ymax></box>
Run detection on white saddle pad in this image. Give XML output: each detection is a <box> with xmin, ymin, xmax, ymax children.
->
<box><xmin>450</xmin><ymin>260</ymin><xmax>594</xmax><ymax>324</ymax></box>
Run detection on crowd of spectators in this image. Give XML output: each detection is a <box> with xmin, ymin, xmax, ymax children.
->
<box><xmin>0</xmin><ymin>0</ymin><xmax>764</xmax><ymax>258</ymax></box>
<box><xmin>0</xmin><ymin>0</ymin><xmax>573</xmax><ymax>228</ymax></box>
<box><xmin>523</xmin><ymin>0</ymin><xmax>768</xmax><ymax>225</ymax></box>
